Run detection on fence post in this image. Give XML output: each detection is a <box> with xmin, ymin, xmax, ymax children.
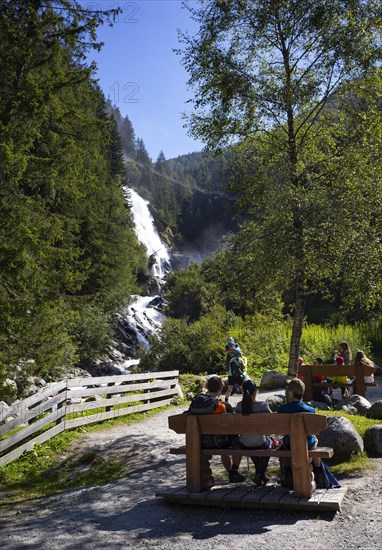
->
<box><xmin>105</xmin><ymin>382</ymin><xmax>114</xmax><ymax>412</ymax></box>
<box><xmin>56</xmin><ymin>380</ymin><xmax>68</xmax><ymax>425</ymax></box>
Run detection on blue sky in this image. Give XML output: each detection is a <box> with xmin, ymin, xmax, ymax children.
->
<box><xmin>83</xmin><ymin>0</ymin><xmax>204</xmax><ymax>160</ymax></box>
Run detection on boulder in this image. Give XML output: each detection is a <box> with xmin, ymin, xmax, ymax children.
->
<box><xmin>334</xmin><ymin>394</ymin><xmax>371</xmax><ymax>415</ymax></box>
<box><xmin>66</xmin><ymin>367</ymin><xmax>92</xmax><ymax>379</ymax></box>
<box><xmin>84</xmin><ymin>361</ymin><xmax>122</xmax><ymax>377</ymax></box>
<box><xmin>317</xmin><ymin>416</ymin><xmax>364</xmax><ymax>463</ymax></box>
<box><xmin>265</xmin><ymin>395</ymin><xmax>285</xmax><ymax>411</ymax></box>
<box><xmin>260</xmin><ymin>370</ymin><xmax>288</xmax><ymax>389</ymax></box>
<box><xmin>366</xmin><ymin>400</ymin><xmax>382</xmax><ymax>420</ymax></box>
<box><xmin>34</xmin><ymin>377</ymin><xmax>47</xmax><ymax>388</ymax></box>
<box><xmin>364</xmin><ymin>425</ymin><xmax>382</xmax><ymax>456</ymax></box>
<box><xmin>341</xmin><ymin>405</ymin><xmax>358</xmax><ymax>415</ymax></box>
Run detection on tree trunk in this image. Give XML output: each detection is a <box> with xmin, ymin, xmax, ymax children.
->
<box><xmin>288</xmin><ymin>272</ymin><xmax>305</xmax><ymax>378</ymax></box>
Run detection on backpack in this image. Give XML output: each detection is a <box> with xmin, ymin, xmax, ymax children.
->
<box><xmin>229</xmin><ymin>357</ymin><xmax>244</xmax><ymax>382</ymax></box>
<box><xmin>189</xmin><ymin>393</ymin><xmax>218</xmax><ymax>415</ymax></box>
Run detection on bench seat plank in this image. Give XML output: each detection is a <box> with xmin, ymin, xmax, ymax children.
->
<box><xmin>169</xmin><ymin>446</ymin><xmax>334</xmax><ymax>458</ymax></box>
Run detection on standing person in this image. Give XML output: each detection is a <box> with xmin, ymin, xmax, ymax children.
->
<box><xmin>339</xmin><ymin>341</ymin><xmax>352</xmax><ymax>365</ymax></box>
<box><xmin>224</xmin><ymin>336</ymin><xmax>238</xmax><ymax>368</ymax></box>
<box><xmin>188</xmin><ymin>375</ymin><xmax>245</xmax><ymax>483</ymax></box>
<box><xmin>225</xmin><ymin>348</ymin><xmax>246</xmax><ymax>403</ymax></box>
<box><xmin>235</xmin><ymin>380</ymin><xmax>272</xmax><ymax>486</ymax></box>
<box><xmin>277</xmin><ymin>378</ymin><xmax>321</xmax><ymax>489</ymax></box>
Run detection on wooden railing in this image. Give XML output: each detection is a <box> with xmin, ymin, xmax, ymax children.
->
<box><xmin>0</xmin><ymin>370</ymin><xmax>179</xmax><ymax>467</ymax></box>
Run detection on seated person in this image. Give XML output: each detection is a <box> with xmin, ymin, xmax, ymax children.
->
<box><xmin>188</xmin><ymin>375</ymin><xmax>245</xmax><ymax>483</ymax></box>
<box><xmin>354</xmin><ymin>350</ymin><xmax>376</xmax><ymax>385</ymax></box>
<box><xmin>235</xmin><ymin>380</ymin><xmax>272</xmax><ymax>486</ymax></box>
<box><xmin>277</xmin><ymin>378</ymin><xmax>321</xmax><ymax>488</ymax></box>
<box><xmin>332</xmin><ymin>356</ymin><xmax>349</xmax><ymax>399</ymax></box>
<box><xmin>312</xmin><ymin>356</ymin><xmax>331</xmax><ymax>404</ymax></box>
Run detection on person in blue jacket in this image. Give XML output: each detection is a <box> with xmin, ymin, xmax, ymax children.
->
<box><xmin>277</xmin><ymin>378</ymin><xmax>321</xmax><ymax>488</ymax></box>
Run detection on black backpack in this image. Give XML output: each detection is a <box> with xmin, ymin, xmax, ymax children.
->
<box><xmin>230</xmin><ymin>357</ymin><xmax>244</xmax><ymax>382</ymax></box>
<box><xmin>189</xmin><ymin>393</ymin><xmax>218</xmax><ymax>415</ymax></box>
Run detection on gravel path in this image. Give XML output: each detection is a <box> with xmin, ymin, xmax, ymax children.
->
<box><xmin>1</xmin><ymin>385</ymin><xmax>381</xmax><ymax>550</ymax></box>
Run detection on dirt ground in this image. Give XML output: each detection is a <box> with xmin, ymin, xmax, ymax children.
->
<box><xmin>1</xmin><ymin>384</ymin><xmax>381</xmax><ymax>550</ymax></box>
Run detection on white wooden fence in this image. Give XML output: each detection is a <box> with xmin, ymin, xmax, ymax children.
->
<box><xmin>0</xmin><ymin>370</ymin><xmax>179</xmax><ymax>467</ymax></box>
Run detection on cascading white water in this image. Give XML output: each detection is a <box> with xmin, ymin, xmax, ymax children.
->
<box><xmin>117</xmin><ymin>188</ymin><xmax>171</xmax><ymax>371</ymax></box>
<box><xmin>129</xmin><ymin>188</ymin><xmax>170</xmax><ymax>278</ymax></box>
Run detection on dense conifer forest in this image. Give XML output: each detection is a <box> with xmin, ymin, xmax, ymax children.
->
<box><xmin>0</xmin><ymin>1</ymin><xmax>147</xmax><ymax>390</ymax></box>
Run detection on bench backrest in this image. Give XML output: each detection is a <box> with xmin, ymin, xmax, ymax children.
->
<box><xmin>300</xmin><ymin>364</ymin><xmax>376</xmax><ymax>378</ymax></box>
<box><xmin>170</xmin><ymin>412</ymin><xmax>328</xmax><ymax>496</ymax></box>
<box><xmin>169</xmin><ymin>412</ymin><xmax>327</xmax><ymax>436</ymax></box>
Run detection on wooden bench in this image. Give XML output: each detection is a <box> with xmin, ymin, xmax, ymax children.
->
<box><xmin>156</xmin><ymin>412</ymin><xmax>348</xmax><ymax>511</ymax></box>
<box><xmin>168</xmin><ymin>412</ymin><xmax>333</xmax><ymax>498</ymax></box>
<box><xmin>299</xmin><ymin>363</ymin><xmax>377</xmax><ymax>402</ymax></box>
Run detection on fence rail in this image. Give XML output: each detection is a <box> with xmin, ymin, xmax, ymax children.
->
<box><xmin>0</xmin><ymin>370</ymin><xmax>179</xmax><ymax>467</ymax></box>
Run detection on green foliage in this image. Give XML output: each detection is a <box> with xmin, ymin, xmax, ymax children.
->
<box><xmin>138</xmin><ymin>305</ymin><xmax>235</xmax><ymax>375</ymax></box>
<box><xmin>164</xmin><ymin>262</ymin><xmax>218</xmax><ymax>321</ymax></box>
<box><xmin>0</xmin><ymin>1</ymin><xmax>146</xmax><ymax>389</ymax></box>
<box><xmin>178</xmin><ymin>0</ymin><xmax>382</xmax><ymax>374</ymax></box>
<box><xmin>138</xmin><ymin>304</ymin><xmax>379</xmax><ymax>379</ymax></box>
<box><xmin>179</xmin><ymin>373</ymin><xmax>207</xmax><ymax>398</ymax></box>
<box><xmin>298</xmin><ymin>324</ymin><xmax>373</xmax><ymax>365</ymax></box>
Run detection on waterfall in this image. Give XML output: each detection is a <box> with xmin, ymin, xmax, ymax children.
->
<box><xmin>129</xmin><ymin>189</ymin><xmax>171</xmax><ymax>278</ymax></box>
<box><xmin>116</xmin><ymin>188</ymin><xmax>171</xmax><ymax>371</ymax></box>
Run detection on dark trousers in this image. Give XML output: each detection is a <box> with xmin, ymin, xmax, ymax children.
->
<box><xmin>239</xmin><ymin>437</ymin><xmax>271</xmax><ymax>475</ymax></box>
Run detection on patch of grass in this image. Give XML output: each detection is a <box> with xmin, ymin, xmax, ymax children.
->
<box><xmin>329</xmin><ymin>451</ymin><xmax>371</xmax><ymax>476</ymax></box>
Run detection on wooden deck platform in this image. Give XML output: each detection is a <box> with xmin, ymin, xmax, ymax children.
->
<box><xmin>156</xmin><ymin>483</ymin><xmax>348</xmax><ymax>512</ymax></box>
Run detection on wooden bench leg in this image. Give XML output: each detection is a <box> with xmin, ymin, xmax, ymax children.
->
<box><xmin>290</xmin><ymin>415</ymin><xmax>313</xmax><ymax>498</ymax></box>
<box><xmin>186</xmin><ymin>415</ymin><xmax>203</xmax><ymax>492</ymax></box>
<box><xmin>201</xmin><ymin>454</ymin><xmax>214</xmax><ymax>489</ymax></box>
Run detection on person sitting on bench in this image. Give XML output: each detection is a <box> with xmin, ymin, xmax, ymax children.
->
<box><xmin>235</xmin><ymin>379</ymin><xmax>272</xmax><ymax>486</ymax></box>
<box><xmin>277</xmin><ymin>378</ymin><xmax>321</xmax><ymax>488</ymax></box>
<box><xmin>188</xmin><ymin>375</ymin><xmax>245</xmax><ymax>483</ymax></box>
